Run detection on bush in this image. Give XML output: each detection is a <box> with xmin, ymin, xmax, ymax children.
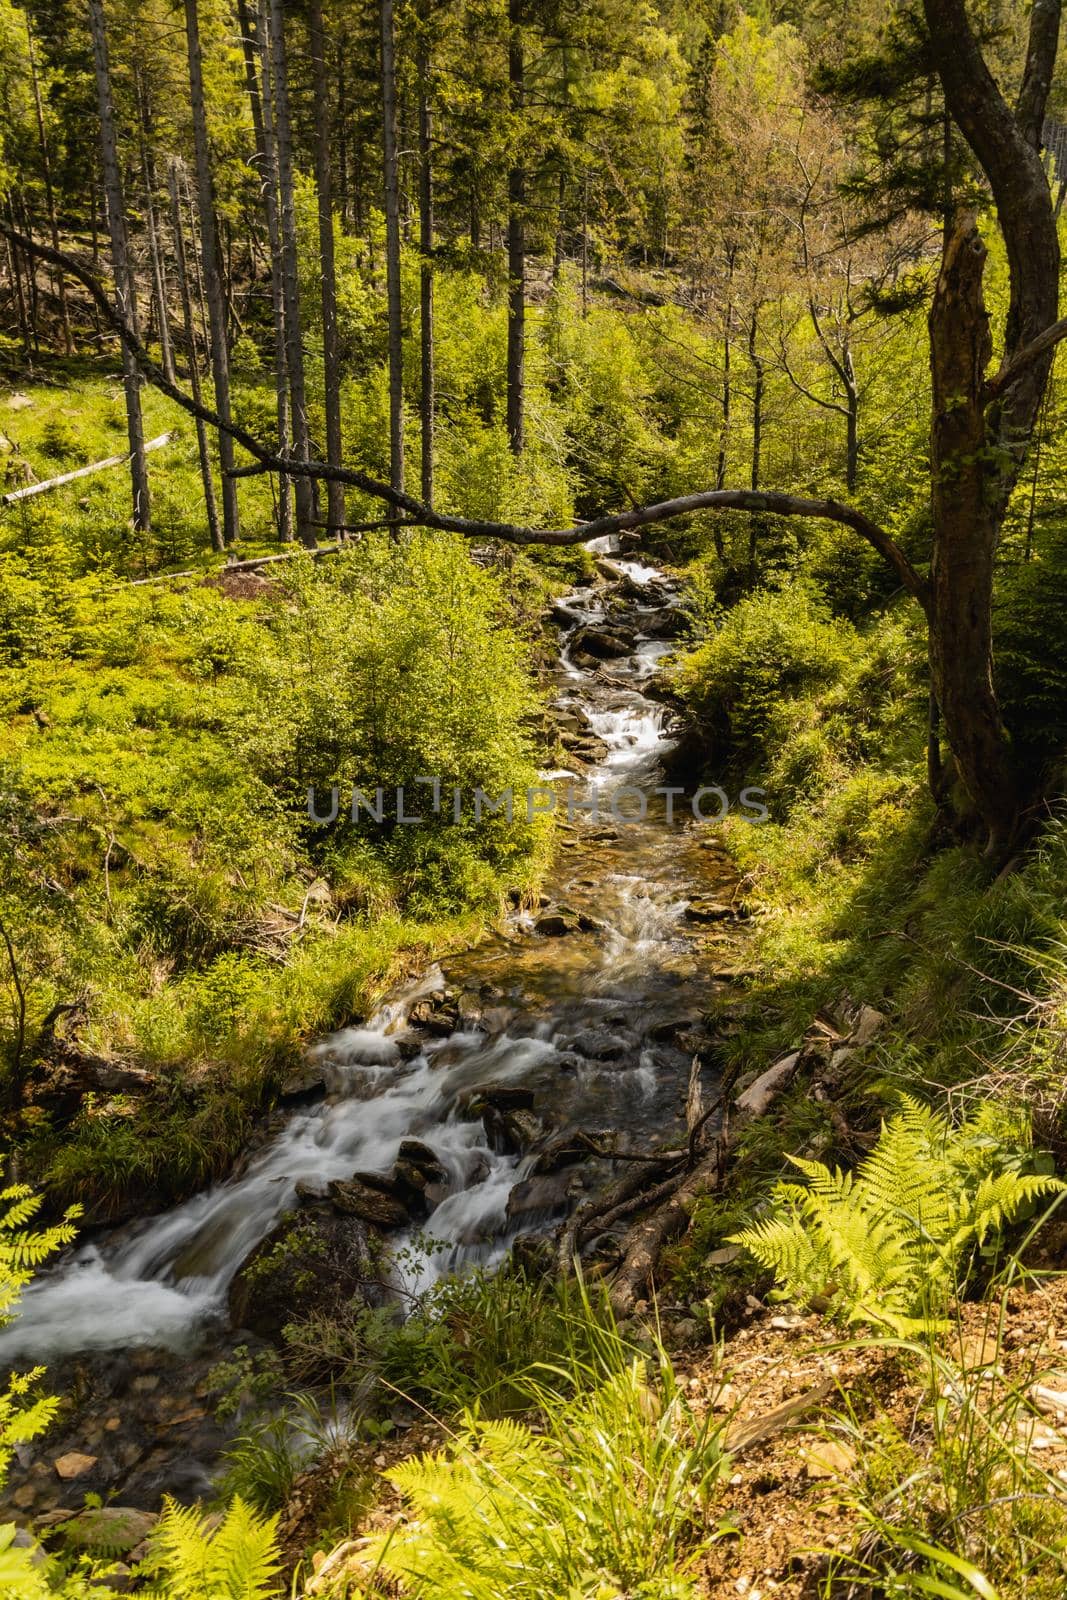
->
<box><xmin>672</xmin><ymin>583</ymin><xmax>858</xmax><ymax>776</ymax></box>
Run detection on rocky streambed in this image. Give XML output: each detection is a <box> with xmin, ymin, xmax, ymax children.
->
<box><xmin>1</xmin><ymin>544</ymin><xmax>755</xmax><ymax>1526</ymax></box>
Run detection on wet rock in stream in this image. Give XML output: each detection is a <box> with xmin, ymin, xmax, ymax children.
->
<box><xmin>571</xmin><ymin>626</ymin><xmax>636</xmax><ymax>660</ymax></box>
<box><xmin>505</xmin><ymin>1171</ymin><xmax>576</xmax><ymax>1223</ymax></box>
<box><xmin>228</xmin><ymin>1203</ymin><xmax>379</xmax><ymax>1340</ymax></box>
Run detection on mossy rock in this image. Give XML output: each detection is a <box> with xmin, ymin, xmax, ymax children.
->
<box><xmin>228</xmin><ymin>1204</ymin><xmax>376</xmax><ymax>1341</ymax></box>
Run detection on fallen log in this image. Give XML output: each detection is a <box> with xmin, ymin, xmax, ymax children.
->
<box><xmin>608</xmin><ymin>1048</ymin><xmax>805</xmax><ymax>1317</ymax></box>
<box><xmin>1</xmin><ymin>429</ymin><xmax>176</xmax><ymax>504</ymax></box>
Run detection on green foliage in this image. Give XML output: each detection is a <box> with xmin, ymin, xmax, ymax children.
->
<box><xmin>826</xmin><ymin>1320</ymin><xmax>1067</xmax><ymax>1600</ymax></box>
<box><xmin>0</xmin><ymin>1188</ymin><xmax>79</xmax><ymax>1598</ymax></box>
<box><xmin>1</xmin><ymin>531</ymin><xmax>549</xmax><ymax>1212</ymax></box>
<box><xmin>0</xmin><ymin>1187</ymin><xmax>79</xmax><ymax>1474</ymax></box>
<box><xmin>368</xmin><ymin>1295</ymin><xmax>728</xmax><ymax>1599</ymax></box>
<box><xmin>731</xmin><ymin>1095</ymin><xmax>1062</xmax><ymax>1336</ymax></box>
<box><xmin>672</xmin><ymin>584</ymin><xmax>864</xmax><ymax>781</ymax></box>
<box><xmin>284</xmin><ymin>1259</ymin><xmax>617</xmax><ymax>1417</ymax></box>
<box><xmin>138</xmin><ymin>1498</ymin><xmax>282</xmax><ymax>1600</ymax></box>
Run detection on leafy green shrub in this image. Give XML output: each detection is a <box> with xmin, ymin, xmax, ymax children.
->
<box><xmin>672</xmin><ymin>584</ymin><xmax>857</xmax><ymax>775</ymax></box>
<box><xmin>284</xmin><ymin>1260</ymin><xmax>613</xmax><ymax>1417</ymax></box>
<box><xmin>731</xmin><ymin>1095</ymin><xmax>1062</xmax><ymax>1336</ymax></box>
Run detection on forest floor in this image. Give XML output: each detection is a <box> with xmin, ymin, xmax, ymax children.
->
<box><xmin>285</xmin><ymin>1271</ymin><xmax>1067</xmax><ymax>1598</ymax></box>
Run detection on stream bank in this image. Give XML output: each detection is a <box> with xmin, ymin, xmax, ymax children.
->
<box><xmin>2</xmin><ymin>547</ymin><xmax>756</xmax><ymax>1520</ymax></box>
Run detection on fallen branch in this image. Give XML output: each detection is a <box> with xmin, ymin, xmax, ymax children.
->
<box><xmin>725</xmin><ymin>1378</ymin><xmax>837</xmax><ymax>1454</ymax></box>
<box><xmin>609</xmin><ymin>1048</ymin><xmax>807</xmax><ymax>1316</ymax></box>
<box><xmin>2</xmin><ymin>429</ymin><xmax>175</xmax><ymax>504</ymax></box>
<box><xmin>0</xmin><ymin>226</ymin><xmax>930</xmax><ymax>608</ymax></box>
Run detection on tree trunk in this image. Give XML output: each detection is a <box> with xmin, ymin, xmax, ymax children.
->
<box><xmin>135</xmin><ymin>70</ymin><xmax>176</xmax><ymax>385</ymax></box>
<box><xmin>27</xmin><ymin>23</ymin><xmax>73</xmax><ymax>355</ymax></box>
<box><xmin>184</xmin><ymin>0</ymin><xmax>239</xmax><ymax>545</ymax></box>
<box><xmin>418</xmin><ymin>20</ymin><xmax>434</xmax><ymax>506</ymax></box>
<box><xmin>235</xmin><ymin>0</ymin><xmax>265</xmax><ymax>158</ymax></box>
<box><xmin>747</xmin><ymin>305</ymin><xmax>764</xmax><ymax>574</ymax></box>
<box><xmin>506</xmin><ymin>0</ymin><xmax>525</xmax><ymax>455</ymax></box>
<box><xmin>309</xmin><ymin>0</ymin><xmax>346</xmax><ymax>538</ymax></box>
<box><xmin>844</xmin><ymin>346</ymin><xmax>858</xmax><ymax>492</ymax></box>
<box><xmin>169</xmin><ymin>162</ymin><xmax>222</xmax><ymax>553</ymax></box>
<box><xmin>17</xmin><ymin>190</ymin><xmax>40</xmax><ymax>355</ymax></box>
<box><xmin>5</xmin><ymin>204</ymin><xmax>31</xmax><ymax>359</ymax></box>
<box><xmin>257</xmin><ymin>0</ymin><xmax>292</xmax><ymax>544</ymax></box>
<box><xmin>919</xmin><ymin>0</ymin><xmax>1063</xmax><ymax>847</ymax></box>
<box><xmin>380</xmin><ymin>0</ymin><xmax>405</xmax><ymax>519</ymax></box>
<box><xmin>87</xmin><ymin>0</ymin><xmax>151</xmax><ymax>531</ymax></box>
<box><xmin>927</xmin><ymin>217</ymin><xmax>1019</xmax><ymax>847</ymax></box>
<box><xmin>269</xmin><ymin>0</ymin><xmax>317</xmax><ymax>547</ymax></box>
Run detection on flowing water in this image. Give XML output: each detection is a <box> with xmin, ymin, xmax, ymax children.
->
<box><xmin>2</xmin><ymin>551</ymin><xmax>747</xmax><ymax>1508</ymax></box>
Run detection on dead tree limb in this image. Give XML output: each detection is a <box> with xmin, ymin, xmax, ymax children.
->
<box><xmin>2</xmin><ymin>430</ymin><xmax>175</xmax><ymax>505</ymax></box>
<box><xmin>0</xmin><ymin>227</ymin><xmax>929</xmax><ymax>610</ymax></box>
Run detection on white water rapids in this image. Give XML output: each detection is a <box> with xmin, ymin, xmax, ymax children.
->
<box><xmin>2</xmin><ymin>554</ymin><xmax>716</xmax><ymax>1365</ymax></box>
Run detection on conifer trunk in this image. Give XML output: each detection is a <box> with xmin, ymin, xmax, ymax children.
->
<box><xmin>418</xmin><ymin>20</ymin><xmax>434</xmax><ymax>506</ymax></box>
<box><xmin>135</xmin><ymin>70</ymin><xmax>175</xmax><ymax>385</ymax></box>
<box><xmin>184</xmin><ymin>0</ymin><xmax>239</xmax><ymax>545</ymax></box>
<box><xmin>380</xmin><ymin>0</ymin><xmax>405</xmax><ymax>518</ymax></box>
<box><xmin>506</xmin><ymin>0</ymin><xmax>525</xmax><ymax>455</ymax></box>
<box><xmin>269</xmin><ymin>0</ymin><xmax>317</xmax><ymax>547</ymax></box>
<box><xmin>309</xmin><ymin>0</ymin><xmax>346</xmax><ymax>538</ymax></box>
<box><xmin>168</xmin><ymin>161</ymin><xmax>222</xmax><ymax>552</ymax></box>
<box><xmin>87</xmin><ymin>0</ymin><xmax>151</xmax><ymax>531</ymax></box>
<box><xmin>27</xmin><ymin>23</ymin><xmax>73</xmax><ymax>356</ymax></box>
<box><xmin>257</xmin><ymin>0</ymin><xmax>292</xmax><ymax>544</ymax></box>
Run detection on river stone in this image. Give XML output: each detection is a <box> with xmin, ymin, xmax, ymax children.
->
<box><xmin>228</xmin><ymin>1203</ymin><xmax>375</xmax><ymax>1340</ymax></box>
<box><xmin>409</xmin><ymin>996</ymin><xmax>459</xmax><ymax>1035</ymax></box>
<box><xmin>573</xmin><ymin>627</ymin><xmax>635</xmax><ymax>660</ymax></box>
<box><xmin>58</xmin><ymin>1506</ymin><xmax>157</xmax><ymax>1556</ymax></box>
<box><xmin>279</xmin><ymin>1057</ymin><xmax>327</xmax><ymax>1098</ymax></box>
<box><xmin>683</xmin><ymin>899</ymin><xmax>735</xmax><ymax>923</ymax></box>
<box><xmin>460</xmin><ymin>1083</ymin><xmax>535</xmax><ymax>1114</ymax></box>
<box><xmin>397</xmin><ymin>1139</ymin><xmax>448</xmax><ymax>1182</ymax></box>
<box><xmin>534</xmin><ymin>908</ymin><xmax>580</xmax><ymax>937</ymax></box>
<box><xmin>563</xmin><ymin>1029</ymin><xmax>631</xmax><ymax>1061</ymax></box>
<box><xmin>505</xmin><ymin>1172</ymin><xmax>572</xmax><ymax>1223</ymax></box>
<box><xmin>531</xmin><ymin>1127</ymin><xmax>594</xmax><ymax>1173</ymax></box>
<box><xmin>328</xmin><ymin>1177</ymin><xmax>410</xmax><ymax>1229</ymax></box>
<box><xmin>483</xmin><ymin>1104</ymin><xmax>543</xmax><ymax>1155</ymax></box>
<box><xmin>640</xmin><ymin>606</ymin><xmax>689</xmax><ymax>639</ymax></box>
<box><xmin>54</xmin><ymin>1453</ymin><xmax>98</xmax><ymax>1481</ymax></box>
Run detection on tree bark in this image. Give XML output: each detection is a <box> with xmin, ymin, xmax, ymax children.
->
<box><xmin>257</xmin><ymin>0</ymin><xmax>292</xmax><ymax>544</ymax></box>
<box><xmin>5</xmin><ymin>203</ymin><xmax>31</xmax><ymax>359</ymax></box>
<box><xmin>235</xmin><ymin>0</ymin><xmax>265</xmax><ymax>158</ymax></box>
<box><xmin>747</xmin><ymin>304</ymin><xmax>765</xmax><ymax>574</ymax></box>
<box><xmin>380</xmin><ymin>0</ymin><xmax>405</xmax><ymax>520</ymax></box>
<box><xmin>269</xmin><ymin>0</ymin><xmax>317</xmax><ymax>547</ymax></box>
<box><xmin>87</xmin><ymin>0</ymin><xmax>151</xmax><ymax>531</ymax></box>
<box><xmin>26</xmin><ymin>22</ymin><xmax>73</xmax><ymax>355</ymax></box>
<box><xmin>506</xmin><ymin>0</ymin><xmax>525</xmax><ymax>454</ymax></box>
<box><xmin>417</xmin><ymin>18</ymin><xmax>435</xmax><ymax>506</ymax></box>
<box><xmin>184</xmin><ymin>0</ymin><xmax>239</xmax><ymax>545</ymax></box>
<box><xmin>928</xmin><ymin>217</ymin><xmax>1019</xmax><ymax>847</ymax></box>
<box><xmin>134</xmin><ymin>69</ymin><xmax>176</xmax><ymax>385</ymax></box>
<box><xmin>920</xmin><ymin>0</ymin><xmax>1063</xmax><ymax>846</ymax></box>
<box><xmin>309</xmin><ymin>0</ymin><xmax>346</xmax><ymax>539</ymax></box>
<box><xmin>169</xmin><ymin>161</ymin><xmax>222</xmax><ymax>552</ymax></box>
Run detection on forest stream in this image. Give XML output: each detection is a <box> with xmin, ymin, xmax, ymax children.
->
<box><xmin>0</xmin><ymin>549</ymin><xmax>751</xmax><ymax>1516</ymax></box>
